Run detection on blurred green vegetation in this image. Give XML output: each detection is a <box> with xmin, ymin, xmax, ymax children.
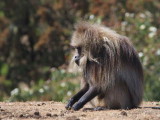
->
<box><xmin>8</xmin><ymin>69</ymin><xmax>79</xmax><ymax>102</ymax></box>
<box><xmin>0</xmin><ymin>0</ymin><xmax>160</xmax><ymax>102</ymax></box>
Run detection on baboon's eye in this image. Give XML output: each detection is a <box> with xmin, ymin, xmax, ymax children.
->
<box><xmin>76</xmin><ymin>47</ymin><xmax>82</xmax><ymax>55</ymax></box>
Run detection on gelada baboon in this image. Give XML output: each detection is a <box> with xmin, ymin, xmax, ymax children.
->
<box><xmin>66</xmin><ymin>21</ymin><xmax>143</xmax><ymax>111</ymax></box>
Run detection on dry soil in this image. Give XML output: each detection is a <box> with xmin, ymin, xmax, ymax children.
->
<box><xmin>0</xmin><ymin>101</ymin><xmax>160</xmax><ymax>120</ymax></box>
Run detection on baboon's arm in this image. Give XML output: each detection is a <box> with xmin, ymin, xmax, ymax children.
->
<box><xmin>72</xmin><ymin>87</ymin><xmax>98</xmax><ymax>110</ymax></box>
<box><xmin>65</xmin><ymin>84</ymin><xmax>89</xmax><ymax>110</ymax></box>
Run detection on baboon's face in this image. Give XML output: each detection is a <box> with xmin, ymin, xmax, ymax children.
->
<box><xmin>73</xmin><ymin>46</ymin><xmax>83</xmax><ymax>66</ymax></box>
<box><xmin>71</xmin><ymin>31</ymin><xmax>88</xmax><ymax>67</ymax></box>
<box><xmin>73</xmin><ymin>44</ymin><xmax>88</xmax><ymax>67</ymax></box>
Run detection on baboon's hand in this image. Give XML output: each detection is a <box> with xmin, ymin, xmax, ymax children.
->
<box><xmin>65</xmin><ymin>98</ymin><xmax>74</xmax><ymax>110</ymax></box>
<box><xmin>65</xmin><ymin>104</ymin><xmax>71</xmax><ymax>110</ymax></box>
<box><xmin>72</xmin><ymin>102</ymin><xmax>83</xmax><ymax>111</ymax></box>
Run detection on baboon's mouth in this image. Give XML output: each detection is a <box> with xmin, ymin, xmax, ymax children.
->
<box><xmin>75</xmin><ymin>60</ymin><xmax>79</xmax><ymax>66</ymax></box>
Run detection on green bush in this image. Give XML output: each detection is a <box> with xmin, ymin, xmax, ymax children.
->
<box><xmin>7</xmin><ymin>69</ymin><xmax>80</xmax><ymax>102</ymax></box>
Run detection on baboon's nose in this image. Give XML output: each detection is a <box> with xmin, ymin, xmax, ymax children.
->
<box><xmin>74</xmin><ymin>56</ymin><xmax>80</xmax><ymax>66</ymax></box>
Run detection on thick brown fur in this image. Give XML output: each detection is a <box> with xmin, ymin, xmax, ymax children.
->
<box><xmin>70</xmin><ymin>21</ymin><xmax>143</xmax><ymax>109</ymax></box>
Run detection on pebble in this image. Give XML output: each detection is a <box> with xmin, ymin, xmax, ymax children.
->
<box><xmin>120</xmin><ymin>111</ymin><xmax>127</xmax><ymax>116</ymax></box>
<box><xmin>46</xmin><ymin>113</ymin><xmax>52</xmax><ymax>117</ymax></box>
<box><xmin>34</xmin><ymin>111</ymin><xmax>40</xmax><ymax>116</ymax></box>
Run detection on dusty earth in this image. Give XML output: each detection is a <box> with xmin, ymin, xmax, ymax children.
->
<box><xmin>0</xmin><ymin>101</ymin><xmax>160</xmax><ymax>120</ymax></box>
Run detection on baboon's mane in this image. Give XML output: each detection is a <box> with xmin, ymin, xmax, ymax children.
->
<box><xmin>74</xmin><ymin>22</ymin><xmax>141</xmax><ymax>91</ymax></box>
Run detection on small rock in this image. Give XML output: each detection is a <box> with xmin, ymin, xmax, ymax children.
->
<box><xmin>42</xmin><ymin>103</ymin><xmax>46</xmax><ymax>105</ymax></box>
<box><xmin>19</xmin><ymin>114</ymin><xmax>24</xmax><ymax>118</ymax></box>
<box><xmin>60</xmin><ymin>113</ymin><xmax>64</xmax><ymax>116</ymax></box>
<box><xmin>34</xmin><ymin>111</ymin><xmax>40</xmax><ymax>116</ymax></box>
<box><xmin>53</xmin><ymin>114</ymin><xmax>58</xmax><ymax>117</ymax></box>
<box><xmin>46</xmin><ymin>113</ymin><xmax>52</xmax><ymax>117</ymax></box>
<box><xmin>120</xmin><ymin>111</ymin><xmax>127</xmax><ymax>116</ymax></box>
<box><xmin>22</xmin><ymin>113</ymin><xmax>30</xmax><ymax>118</ymax></box>
<box><xmin>37</xmin><ymin>104</ymin><xmax>41</xmax><ymax>106</ymax></box>
<box><xmin>81</xmin><ymin>114</ymin><xmax>86</xmax><ymax>117</ymax></box>
<box><xmin>0</xmin><ymin>109</ymin><xmax>5</xmax><ymax>111</ymax></box>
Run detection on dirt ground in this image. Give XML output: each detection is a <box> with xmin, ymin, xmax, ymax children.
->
<box><xmin>0</xmin><ymin>101</ymin><xmax>160</xmax><ymax>120</ymax></box>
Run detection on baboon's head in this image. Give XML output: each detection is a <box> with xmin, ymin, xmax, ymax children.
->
<box><xmin>71</xmin><ymin>22</ymin><xmax>106</xmax><ymax>68</ymax></box>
